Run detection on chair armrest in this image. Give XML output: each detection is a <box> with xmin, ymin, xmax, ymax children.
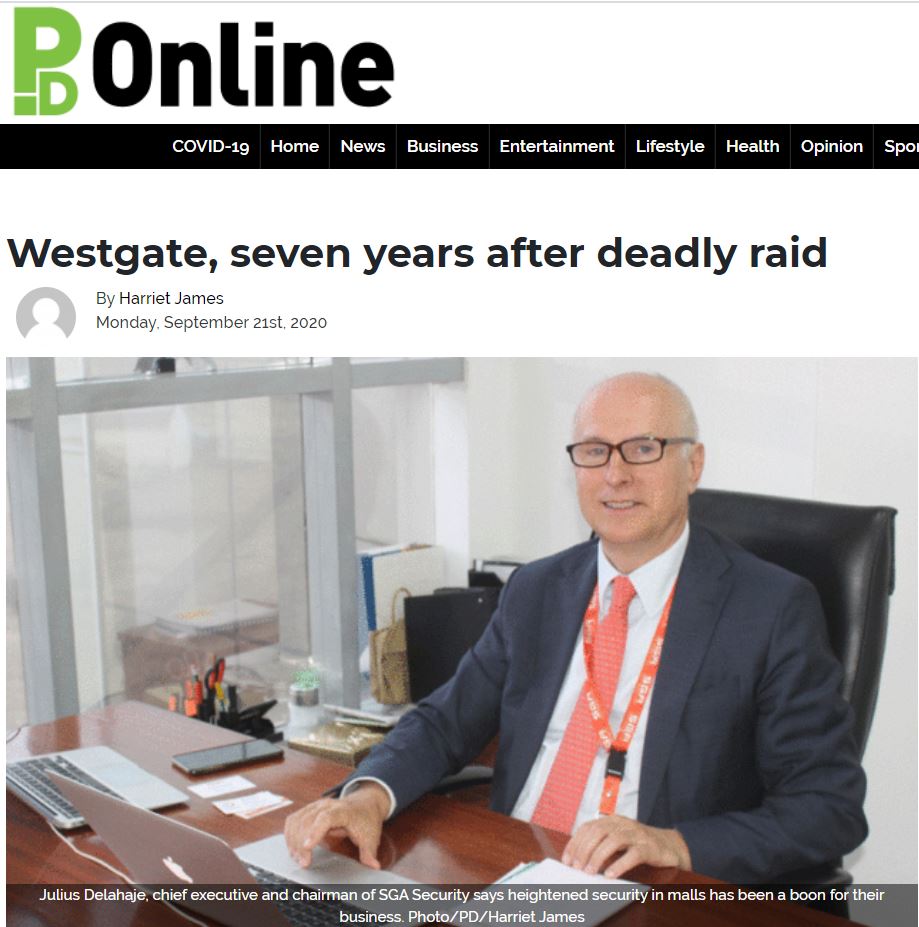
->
<box><xmin>770</xmin><ymin>864</ymin><xmax>853</xmax><ymax>886</ymax></box>
<box><xmin>431</xmin><ymin>765</ymin><xmax>494</xmax><ymax>795</ymax></box>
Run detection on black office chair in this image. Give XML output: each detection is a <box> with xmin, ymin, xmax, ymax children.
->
<box><xmin>689</xmin><ymin>488</ymin><xmax>896</xmax><ymax>893</ymax></box>
<box><xmin>689</xmin><ymin>488</ymin><xmax>896</xmax><ymax>761</ymax></box>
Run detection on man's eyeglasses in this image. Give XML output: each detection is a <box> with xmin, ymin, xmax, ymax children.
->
<box><xmin>566</xmin><ymin>436</ymin><xmax>696</xmax><ymax>467</ymax></box>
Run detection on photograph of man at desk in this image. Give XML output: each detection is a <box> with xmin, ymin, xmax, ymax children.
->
<box><xmin>6</xmin><ymin>359</ymin><xmax>915</xmax><ymax>927</ymax></box>
<box><xmin>284</xmin><ymin>373</ymin><xmax>874</xmax><ymax>890</ymax></box>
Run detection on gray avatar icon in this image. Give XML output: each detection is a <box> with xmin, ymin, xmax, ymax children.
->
<box><xmin>17</xmin><ymin>287</ymin><xmax>76</xmax><ymax>337</ymax></box>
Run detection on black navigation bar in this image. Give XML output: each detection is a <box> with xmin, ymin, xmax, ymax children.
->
<box><xmin>6</xmin><ymin>124</ymin><xmax>918</xmax><ymax>169</ymax></box>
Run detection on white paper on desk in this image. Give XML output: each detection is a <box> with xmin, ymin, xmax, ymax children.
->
<box><xmin>495</xmin><ymin>859</ymin><xmax>647</xmax><ymax>927</ymax></box>
<box><xmin>236</xmin><ymin>797</ymin><xmax>292</xmax><ymax>819</ymax></box>
<box><xmin>214</xmin><ymin>790</ymin><xmax>286</xmax><ymax>815</ymax></box>
<box><xmin>188</xmin><ymin>775</ymin><xmax>255</xmax><ymax>798</ymax></box>
<box><xmin>497</xmin><ymin>857</ymin><xmax>639</xmax><ymax>886</ymax></box>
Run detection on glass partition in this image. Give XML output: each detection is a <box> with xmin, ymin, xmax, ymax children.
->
<box><xmin>7</xmin><ymin>357</ymin><xmax>466</xmax><ymax>727</ymax></box>
<box><xmin>60</xmin><ymin>395</ymin><xmax>288</xmax><ymax>720</ymax></box>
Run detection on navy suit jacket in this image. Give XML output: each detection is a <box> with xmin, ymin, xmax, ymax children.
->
<box><xmin>354</xmin><ymin>524</ymin><xmax>867</xmax><ymax>883</ymax></box>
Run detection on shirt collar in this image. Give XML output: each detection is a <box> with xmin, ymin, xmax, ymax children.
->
<box><xmin>596</xmin><ymin>522</ymin><xmax>690</xmax><ymax>622</ymax></box>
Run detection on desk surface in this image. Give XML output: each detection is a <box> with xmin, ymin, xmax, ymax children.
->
<box><xmin>7</xmin><ymin>702</ymin><xmax>853</xmax><ymax>927</ymax></box>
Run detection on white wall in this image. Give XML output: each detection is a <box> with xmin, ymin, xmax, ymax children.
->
<box><xmin>353</xmin><ymin>384</ymin><xmax>436</xmax><ymax>546</ymax></box>
<box><xmin>353</xmin><ymin>381</ymin><xmax>470</xmax><ymax>585</ymax></box>
<box><xmin>461</xmin><ymin>357</ymin><xmax>916</xmax><ymax>884</ymax></box>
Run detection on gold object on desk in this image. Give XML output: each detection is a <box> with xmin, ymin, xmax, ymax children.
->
<box><xmin>287</xmin><ymin>721</ymin><xmax>385</xmax><ymax>766</ymax></box>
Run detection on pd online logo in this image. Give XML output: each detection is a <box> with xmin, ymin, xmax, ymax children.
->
<box><xmin>14</xmin><ymin>8</ymin><xmax>81</xmax><ymax>115</ymax></box>
<box><xmin>13</xmin><ymin>7</ymin><xmax>395</xmax><ymax>116</ymax></box>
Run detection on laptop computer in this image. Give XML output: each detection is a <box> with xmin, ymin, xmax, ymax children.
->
<box><xmin>50</xmin><ymin>772</ymin><xmax>415</xmax><ymax>927</ymax></box>
<box><xmin>6</xmin><ymin>745</ymin><xmax>187</xmax><ymax>828</ymax></box>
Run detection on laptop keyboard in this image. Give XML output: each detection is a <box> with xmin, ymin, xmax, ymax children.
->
<box><xmin>248</xmin><ymin>865</ymin><xmax>367</xmax><ymax>927</ymax></box>
<box><xmin>7</xmin><ymin>755</ymin><xmax>122</xmax><ymax>824</ymax></box>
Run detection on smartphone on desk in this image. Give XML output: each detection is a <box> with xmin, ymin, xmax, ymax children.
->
<box><xmin>172</xmin><ymin>740</ymin><xmax>283</xmax><ymax>775</ymax></box>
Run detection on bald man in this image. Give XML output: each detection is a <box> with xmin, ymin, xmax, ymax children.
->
<box><xmin>285</xmin><ymin>374</ymin><xmax>866</xmax><ymax>884</ymax></box>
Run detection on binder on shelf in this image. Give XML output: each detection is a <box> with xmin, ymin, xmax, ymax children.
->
<box><xmin>357</xmin><ymin>544</ymin><xmax>445</xmax><ymax>634</ymax></box>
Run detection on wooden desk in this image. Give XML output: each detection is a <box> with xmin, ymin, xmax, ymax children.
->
<box><xmin>7</xmin><ymin>702</ymin><xmax>854</xmax><ymax>927</ymax></box>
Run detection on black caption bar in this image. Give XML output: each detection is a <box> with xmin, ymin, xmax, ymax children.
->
<box><xmin>5</xmin><ymin>124</ymin><xmax>918</xmax><ymax>169</ymax></box>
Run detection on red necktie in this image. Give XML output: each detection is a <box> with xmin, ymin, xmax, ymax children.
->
<box><xmin>530</xmin><ymin>575</ymin><xmax>636</xmax><ymax>834</ymax></box>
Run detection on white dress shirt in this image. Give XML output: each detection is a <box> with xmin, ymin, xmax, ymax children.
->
<box><xmin>510</xmin><ymin>524</ymin><xmax>689</xmax><ymax>830</ymax></box>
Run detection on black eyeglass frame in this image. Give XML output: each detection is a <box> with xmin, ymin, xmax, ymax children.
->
<box><xmin>565</xmin><ymin>436</ymin><xmax>696</xmax><ymax>467</ymax></box>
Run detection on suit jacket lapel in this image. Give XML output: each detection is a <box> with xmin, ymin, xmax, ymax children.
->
<box><xmin>637</xmin><ymin>526</ymin><xmax>733</xmax><ymax>822</ymax></box>
<box><xmin>503</xmin><ymin>544</ymin><xmax>597</xmax><ymax>809</ymax></box>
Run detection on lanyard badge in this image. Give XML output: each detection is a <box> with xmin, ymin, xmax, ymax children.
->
<box><xmin>581</xmin><ymin>581</ymin><xmax>676</xmax><ymax>816</ymax></box>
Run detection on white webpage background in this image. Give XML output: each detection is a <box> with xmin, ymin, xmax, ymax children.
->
<box><xmin>2</xmin><ymin>0</ymin><xmax>917</xmax><ymax>893</ymax></box>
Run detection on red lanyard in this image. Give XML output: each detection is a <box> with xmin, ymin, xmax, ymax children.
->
<box><xmin>581</xmin><ymin>580</ymin><xmax>676</xmax><ymax>816</ymax></box>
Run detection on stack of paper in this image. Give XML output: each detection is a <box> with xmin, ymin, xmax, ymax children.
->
<box><xmin>497</xmin><ymin>858</ymin><xmax>635</xmax><ymax>885</ymax></box>
<box><xmin>188</xmin><ymin>775</ymin><xmax>255</xmax><ymax>799</ymax></box>
<box><xmin>495</xmin><ymin>859</ymin><xmax>647</xmax><ymax>926</ymax></box>
<box><xmin>213</xmin><ymin>791</ymin><xmax>291</xmax><ymax>819</ymax></box>
<box><xmin>155</xmin><ymin>598</ymin><xmax>277</xmax><ymax>636</ymax></box>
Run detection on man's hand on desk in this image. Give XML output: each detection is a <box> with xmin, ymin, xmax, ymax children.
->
<box><xmin>561</xmin><ymin>815</ymin><xmax>691</xmax><ymax>879</ymax></box>
<box><xmin>284</xmin><ymin>782</ymin><xmax>390</xmax><ymax>870</ymax></box>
